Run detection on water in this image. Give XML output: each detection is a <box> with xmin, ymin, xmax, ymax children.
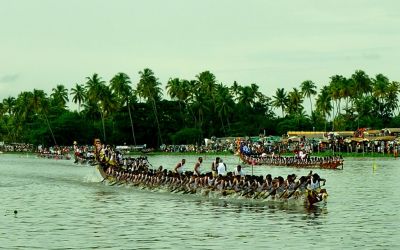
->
<box><xmin>1</xmin><ymin>154</ymin><xmax>399</xmax><ymax>249</ymax></box>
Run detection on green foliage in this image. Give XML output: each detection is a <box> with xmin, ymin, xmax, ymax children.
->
<box><xmin>170</xmin><ymin>128</ymin><xmax>202</xmax><ymax>144</ymax></box>
<box><xmin>0</xmin><ymin>69</ymin><xmax>399</xmax><ymax>147</ymax></box>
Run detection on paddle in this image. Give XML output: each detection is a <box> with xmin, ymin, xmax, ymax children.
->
<box><xmin>240</xmin><ymin>187</ymin><xmax>254</xmax><ymax>197</ymax></box>
<box><xmin>286</xmin><ymin>180</ymin><xmax>307</xmax><ymax>199</ymax></box>
<box><xmin>262</xmin><ymin>187</ymin><xmax>279</xmax><ymax>199</ymax></box>
<box><xmin>253</xmin><ymin>190</ymin><xmax>265</xmax><ymax>199</ymax></box>
<box><xmin>278</xmin><ymin>189</ymin><xmax>287</xmax><ymax>199</ymax></box>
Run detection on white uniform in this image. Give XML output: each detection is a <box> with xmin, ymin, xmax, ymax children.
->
<box><xmin>217</xmin><ymin>162</ymin><xmax>227</xmax><ymax>176</ymax></box>
<box><xmin>176</xmin><ymin>163</ymin><xmax>185</xmax><ymax>174</ymax></box>
<box><xmin>310</xmin><ymin>179</ymin><xmax>320</xmax><ymax>190</ymax></box>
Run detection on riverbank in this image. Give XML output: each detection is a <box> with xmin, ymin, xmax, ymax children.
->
<box><xmin>132</xmin><ymin>150</ymin><xmax>398</xmax><ymax>159</ymax></box>
<box><xmin>1</xmin><ymin>150</ymin><xmax>398</xmax><ymax>159</ymax></box>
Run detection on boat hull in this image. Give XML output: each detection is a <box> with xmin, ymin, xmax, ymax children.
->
<box><xmin>96</xmin><ymin>165</ymin><xmax>326</xmax><ymax>206</ymax></box>
<box><xmin>239</xmin><ymin>153</ymin><xmax>343</xmax><ymax>170</ymax></box>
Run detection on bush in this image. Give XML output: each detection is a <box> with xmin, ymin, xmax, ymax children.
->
<box><xmin>171</xmin><ymin>128</ymin><xmax>202</xmax><ymax>144</ymax></box>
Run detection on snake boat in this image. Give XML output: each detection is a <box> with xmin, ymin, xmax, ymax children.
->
<box><xmin>239</xmin><ymin>152</ymin><xmax>343</xmax><ymax>170</ymax></box>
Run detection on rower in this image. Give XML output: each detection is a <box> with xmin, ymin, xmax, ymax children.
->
<box><xmin>309</xmin><ymin>173</ymin><xmax>326</xmax><ymax>191</ymax></box>
<box><xmin>233</xmin><ymin>164</ymin><xmax>245</xmax><ymax>177</ymax></box>
<box><xmin>174</xmin><ymin>159</ymin><xmax>186</xmax><ymax>174</ymax></box>
<box><xmin>193</xmin><ymin>157</ymin><xmax>203</xmax><ymax>176</ymax></box>
<box><xmin>217</xmin><ymin>159</ymin><xmax>227</xmax><ymax>176</ymax></box>
<box><xmin>211</xmin><ymin>157</ymin><xmax>220</xmax><ymax>177</ymax></box>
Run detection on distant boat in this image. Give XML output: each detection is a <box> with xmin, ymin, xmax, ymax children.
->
<box><xmin>238</xmin><ymin>152</ymin><xmax>343</xmax><ymax>170</ymax></box>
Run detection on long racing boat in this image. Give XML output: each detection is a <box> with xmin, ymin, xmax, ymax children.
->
<box><xmin>93</xmin><ymin>139</ymin><xmax>328</xmax><ymax>206</ymax></box>
<box><xmin>239</xmin><ymin>152</ymin><xmax>343</xmax><ymax>170</ymax></box>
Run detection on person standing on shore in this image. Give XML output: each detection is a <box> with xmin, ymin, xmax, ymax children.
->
<box><xmin>193</xmin><ymin>157</ymin><xmax>203</xmax><ymax>176</ymax></box>
<box><xmin>174</xmin><ymin>159</ymin><xmax>186</xmax><ymax>174</ymax></box>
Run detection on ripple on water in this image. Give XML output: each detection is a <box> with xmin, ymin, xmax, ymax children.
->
<box><xmin>1</xmin><ymin>155</ymin><xmax>400</xmax><ymax>249</ymax></box>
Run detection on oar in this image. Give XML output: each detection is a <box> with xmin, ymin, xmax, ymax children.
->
<box><xmin>240</xmin><ymin>188</ymin><xmax>253</xmax><ymax>197</ymax></box>
<box><xmin>286</xmin><ymin>182</ymin><xmax>304</xmax><ymax>199</ymax></box>
<box><xmin>263</xmin><ymin>187</ymin><xmax>278</xmax><ymax>199</ymax></box>
<box><xmin>253</xmin><ymin>190</ymin><xmax>265</xmax><ymax>199</ymax></box>
<box><xmin>278</xmin><ymin>189</ymin><xmax>287</xmax><ymax>199</ymax></box>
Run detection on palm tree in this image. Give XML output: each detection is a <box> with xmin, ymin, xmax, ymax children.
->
<box><xmin>352</xmin><ymin>70</ymin><xmax>372</xmax><ymax>97</ymax></box>
<box><xmin>272</xmin><ymin>88</ymin><xmax>288</xmax><ymax>117</ymax></box>
<box><xmin>230</xmin><ymin>81</ymin><xmax>242</xmax><ymax>101</ymax></box>
<box><xmin>32</xmin><ymin>89</ymin><xmax>57</xmax><ymax>145</ymax></box>
<box><xmin>2</xmin><ymin>97</ymin><xmax>16</xmax><ymax>116</ymax></box>
<box><xmin>136</xmin><ymin>68</ymin><xmax>163</xmax><ymax>145</ymax></box>
<box><xmin>300</xmin><ymin>80</ymin><xmax>317</xmax><ymax>116</ymax></box>
<box><xmin>386</xmin><ymin>81</ymin><xmax>400</xmax><ymax>116</ymax></box>
<box><xmin>70</xmin><ymin>83</ymin><xmax>86</xmax><ymax>113</ymax></box>
<box><xmin>196</xmin><ymin>71</ymin><xmax>217</xmax><ymax>98</ymax></box>
<box><xmin>250</xmin><ymin>83</ymin><xmax>264</xmax><ymax>100</ymax></box>
<box><xmin>286</xmin><ymin>88</ymin><xmax>303</xmax><ymax>116</ymax></box>
<box><xmin>182</xmin><ymin>79</ymin><xmax>198</xmax><ymax>128</ymax></box>
<box><xmin>339</xmin><ymin>77</ymin><xmax>353</xmax><ymax>111</ymax></box>
<box><xmin>237</xmin><ymin>84</ymin><xmax>263</xmax><ymax>108</ymax></box>
<box><xmin>215</xmin><ymin>84</ymin><xmax>235</xmax><ymax>134</ymax></box>
<box><xmin>166</xmin><ymin>78</ymin><xmax>184</xmax><ymax>121</ymax></box>
<box><xmin>372</xmin><ymin>73</ymin><xmax>389</xmax><ymax>117</ymax></box>
<box><xmin>85</xmin><ymin>73</ymin><xmax>109</xmax><ymax>142</ymax></box>
<box><xmin>51</xmin><ymin>84</ymin><xmax>69</xmax><ymax>109</ymax></box>
<box><xmin>110</xmin><ymin>72</ymin><xmax>136</xmax><ymax>145</ymax></box>
<box><xmin>328</xmin><ymin>75</ymin><xmax>345</xmax><ymax>122</ymax></box>
<box><xmin>316</xmin><ymin>86</ymin><xmax>333</xmax><ymax>131</ymax></box>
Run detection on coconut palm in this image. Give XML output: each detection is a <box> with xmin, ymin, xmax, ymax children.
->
<box><xmin>272</xmin><ymin>88</ymin><xmax>288</xmax><ymax>118</ymax></box>
<box><xmin>136</xmin><ymin>68</ymin><xmax>163</xmax><ymax>145</ymax></box>
<box><xmin>328</xmin><ymin>75</ymin><xmax>346</xmax><ymax>121</ymax></box>
<box><xmin>32</xmin><ymin>89</ymin><xmax>57</xmax><ymax>145</ymax></box>
<box><xmin>230</xmin><ymin>81</ymin><xmax>242</xmax><ymax>101</ymax></box>
<box><xmin>182</xmin><ymin>79</ymin><xmax>198</xmax><ymax>128</ymax></box>
<box><xmin>215</xmin><ymin>84</ymin><xmax>235</xmax><ymax>134</ymax></box>
<box><xmin>300</xmin><ymin>80</ymin><xmax>317</xmax><ymax>115</ymax></box>
<box><xmin>2</xmin><ymin>97</ymin><xmax>16</xmax><ymax>116</ymax></box>
<box><xmin>166</xmin><ymin>78</ymin><xmax>184</xmax><ymax>121</ymax></box>
<box><xmin>286</xmin><ymin>88</ymin><xmax>303</xmax><ymax>116</ymax></box>
<box><xmin>385</xmin><ymin>81</ymin><xmax>400</xmax><ymax>116</ymax></box>
<box><xmin>352</xmin><ymin>70</ymin><xmax>372</xmax><ymax>96</ymax></box>
<box><xmin>372</xmin><ymin>73</ymin><xmax>390</xmax><ymax>117</ymax></box>
<box><xmin>196</xmin><ymin>71</ymin><xmax>217</xmax><ymax>98</ymax></box>
<box><xmin>316</xmin><ymin>86</ymin><xmax>333</xmax><ymax>131</ymax></box>
<box><xmin>51</xmin><ymin>84</ymin><xmax>69</xmax><ymax>109</ymax></box>
<box><xmin>70</xmin><ymin>83</ymin><xmax>86</xmax><ymax>113</ymax></box>
<box><xmin>237</xmin><ymin>84</ymin><xmax>262</xmax><ymax>108</ymax></box>
<box><xmin>85</xmin><ymin>73</ymin><xmax>111</xmax><ymax>142</ymax></box>
<box><xmin>110</xmin><ymin>72</ymin><xmax>136</xmax><ymax>145</ymax></box>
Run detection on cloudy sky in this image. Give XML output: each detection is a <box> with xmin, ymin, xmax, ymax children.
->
<box><xmin>1</xmin><ymin>0</ymin><xmax>399</xmax><ymax>108</ymax></box>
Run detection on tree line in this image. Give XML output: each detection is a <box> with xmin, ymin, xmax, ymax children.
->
<box><xmin>0</xmin><ymin>69</ymin><xmax>399</xmax><ymax>147</ymax></box>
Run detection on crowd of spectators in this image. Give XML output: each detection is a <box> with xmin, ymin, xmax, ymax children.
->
<box><xmin>0</xmin><ymin>143</ymin><xmax>34</xmax><ymax>152</ymax></box>
<box><xmin>160</xmin><ymin>139</ymin><xmax>236</xmax><ymax>153</ymax></box>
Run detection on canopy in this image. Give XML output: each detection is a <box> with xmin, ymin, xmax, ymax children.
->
<box><xmin>370</xmin><ymin>136</ymin><xmax>396</xmax><ymax>141</ymax></box>
<box><xmin>385</xmin><ymin>128</ymin><xmax>400</xmax><ymax>134</ymax></box>
<box><xmin>287</xmin><ymin>131</ymin><xmax>326</xmax><ymax>139</ymax></box>
<box><xmin>344</xmin><ymin>137</ymin><xmax>369</xmax><ymax>143</ymax></box>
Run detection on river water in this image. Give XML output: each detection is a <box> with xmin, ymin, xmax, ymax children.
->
<box><xmin>1</xmin><ymin>154</ymin><xmax>399</xmax><ymax>249</ymax></box>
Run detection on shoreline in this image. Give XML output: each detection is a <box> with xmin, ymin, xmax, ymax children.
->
<box><xmin>1</xmin><ymin>151</ymin><xmax>398</xmax><ymax>159</ymax></box>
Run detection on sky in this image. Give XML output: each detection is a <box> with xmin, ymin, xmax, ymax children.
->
<box><xmin>1</xmin><ymin>0</ymin><xmax>400</xmax><ymax>112</ymax></box>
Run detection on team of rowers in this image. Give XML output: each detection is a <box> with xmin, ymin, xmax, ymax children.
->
<box><xmin>37</xmin><ymin>152</ymin><xmax>71</xmax><ymax>160</ymax></box>
<box><xmin>241</xmin><ymin>152</ymin><xmax>344</xmax><ymax>169</ymax></box>
<box><xmin>94</xmin><ymin>138</ymin><xmax>328</xmax><ymax>204</ymax></box>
